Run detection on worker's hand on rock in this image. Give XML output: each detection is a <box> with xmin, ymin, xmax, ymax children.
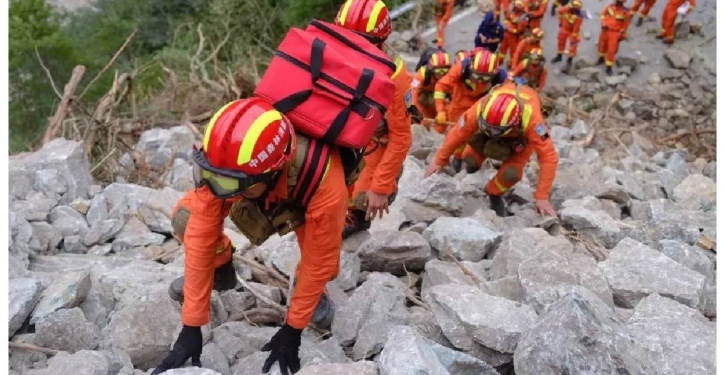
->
<box><xmin>151</xmin><ymin>325</ymin><xmax>202</xmax><ymax>375</ymax></box>
<box><xmin>535</xmin><ymin>199</ymin><xmax>557</xmax><ymax>217</ymax></box>
<box><xmin>261</xmin><ymin>324</ymin><xmax>302</xmax><ymax>375</ymax></box>
<box><xmin>424</xmin><ymin>162</ymin><xmax>443</xmax><ymax>178</ymax></box>
<box><xmin>365</xmin><ymin>190</ymin><xmax>390</xmax><ymax>221</ymax></box>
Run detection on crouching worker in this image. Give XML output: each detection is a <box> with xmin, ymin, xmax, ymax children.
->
<box><xmin>424</xmin><ymin>81</ymin><xmax>558</xmax><ymax>217</ymax></box>
<box><xmin>153</xmin><ymin>98</ymin><xmax>351</xmax><ymax>375</ymax></box>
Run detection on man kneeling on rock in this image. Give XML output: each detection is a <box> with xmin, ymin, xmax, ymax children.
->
<box><xmin>151</xmin><ymin>97</ymin><xmax>350</xmax><ymax>375</ymax></box>
<box><xmin>424</xmin><ymin>81</ymin><xmax>559</xmax><ymax>217</ymax></box>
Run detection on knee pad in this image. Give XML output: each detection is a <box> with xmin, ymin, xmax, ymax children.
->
<box><xmin>171</xmin><ymin>206</ymin><xmax>191</xmax><ymax>241</ymax></box>
<box><xmin>502</xmin><ymin>166</ymin><xmax>522</xmax><ymax>184</ymax></box>
<box><xmin>463</xmin><ymin>156</ymin><xmax>480</xmax><ymax>174</ymax></box>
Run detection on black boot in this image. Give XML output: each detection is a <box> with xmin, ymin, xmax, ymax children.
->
<box><xmin>310</xmin><ymin>291</ymin><xmax>335</xmax><ymax>329</ymax></box>
<box><xmin>605</xmin><ymin>66</ymin><xmax>614</xmax><ymax>76</ymax></box>
<box><xmin>636</xmin><ymin>17</ymin><xmax>643</xmax><ymax>27</ymax></box>
<box><xmin>550</xmin><ymin>4</ymin><xmax>556</xmax><ymax>16</ymax></box>
<box><xmin>342</xmin><ymin>209</ymin><xmax>371</xmax><ymax>239</ymax></box>
<box><xmin>489</xmin><ymin>195</ymin><xmax>507</xmax><ymax>217</ymax></box>
<box><xmin>655</xmin><ymin>34</ymin><xmax>664</xmax><ymax>39</ymax></box>
<box><xmin>552</xmin><ymin>54</ymin><xmax>563</xmax><ymax>63</ymax></box>
<box><xmin>168</xmin><ymin>247</ymin><xmax>238</xmax><ymax>303</ymax></box>
<box><xmin>596</xmin><ymin>56</ymin><xmax>605</xmax><ymax>65</ymax></box>
<box><xmin>561</xmin><ymin>57</ymin><xmax>573</xmax><ymax>73</ymax></box>
<box><xmin>451</xmin><ymin>158</ymin><xmax>463</xmax><ymax>173</ymax></box>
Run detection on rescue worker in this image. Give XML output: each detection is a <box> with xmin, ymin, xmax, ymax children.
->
<box><xmin>454</xmin><ymin>49</ymin><xmax>469</xmax><ymax>64</ymax></box>
<box><xmin>336</xmin><ymin>0</ymin><xmax>414</xmax><ymax>238</ymax></box>
<box><xmin>630</xmin><ymin>0</ymin><xmax>657</xmax><ymax>27</ymax></box>
<box><xmin>553</xmin><ymin>0</ymin><xmax>584</xmax><ymax>73</ymax></box>
<box><xmin>526</xmin><ymin>0</ymin><xmax>549</xmax><ymax>30</ymax></box>
<box><xmin>550</xmin><ymin>0</ymin><xmax>570</xmax><ymax>15</ymax></box>
<box><xmin>512</xmin><ymin>27</ymin><xmax>544</xmax><ymax>68</ymax></box>
<box><xmin>433</xmin><ymin>0</ymin><xmax>455</xmax><ymax>48</ymax></box>
<box><xmin>434</xmin><ymin>49</ymin><xmax>508</xmax><ymax>171</ymax></box>
<box><xmin>659</xmin><ymin>0</ymin><xmax>695</xmax><ymax>44</ymax></box>
<box><xmin>511</xmin><ymin>48</ymin><xmax>547</xmax><ymax>91</ymax></box>
<box><xmin>424</xmin><ymin>81</ymin><xmax>558</xmax><ymax>217</ymax></box>
<box><xmin>475</xmin><ymin>10</ymin><xmax>505</xmax><ymax>53</ymax></box>
<box><xmin>494</xmin><ymin>0</ymin><xmax>511</xmax><ymax>18</ymax></box>
<box><xmin>152</xmin><ymin>98</ymin><xmax>352</xmax><ymax>375</ymax></box>
<box><xmin>500</xmin><ymin>0</ymin><xmax>529</xmax><ymax>68</ymax></box>
<box><xmin>412</xmin><ymin>50</ymin><xmax>452</xmax><ymax>126</ymax></box>
<box><xmin>598</xmin><ymin>0</ymin><xmax>632</xmax><ymax>75</ymax></box>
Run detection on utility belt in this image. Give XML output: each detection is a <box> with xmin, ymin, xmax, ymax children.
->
<box><xmin>469</xmin><ymin>132</ymin><xmax>527</xmax><ymax>161</ymax></box>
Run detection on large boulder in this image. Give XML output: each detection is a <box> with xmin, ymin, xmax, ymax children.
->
<box><xmin>9</xmin><ymin>278</ymin><xmax>42</xmax><ymax>337</ymax></box>
<box><xmin>422</xmin><ymin>217</ymin><xmax>502</xmax><ymax>262</ymax></box>
<box><xmin>356</xmin><ymin>231</ymin><xmax>433</xmax><ymax>275</ymax></box>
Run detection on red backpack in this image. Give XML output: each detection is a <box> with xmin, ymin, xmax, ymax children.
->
<box><xmin>255</xmin><ymin>20</ymin><xmax>397</xmax><ymax>150</ymax></box>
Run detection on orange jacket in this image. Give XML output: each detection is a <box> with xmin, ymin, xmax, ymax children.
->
<box><xmin>179</xmin><ymin>150</ymin><xmax>348</xmax><ymax>330</ymax></box>
<box><xmin>527</xmin><ymin>0</ymin><xmax>549</xmax><ymax>18</ymax></box>
<box><xmin>558</xmin><ymin>6</ymin><xmax>584</xmax><ymax>38</ymax></box>
<box><xmin>512</xmin><ymin>37</ymin><xmax>542</xmax><ymax>67</ymax></box>
<box><xmin>433</xmin><ymin>60</ymin><xmax>498</xmax><ymax>114</ymax></box>
<box><xmin>434</xmin><ymin>82</ymin><xmax>558</xmax><ymax>200</ymax></box>
<box><xmin>601</xmin><ymin>3</ymin><xmax>632</xmax><ymax>37</ymax></box>
<box><xmin>435</xmin><ymin>0</ymin><xmax>455</xmax><ymax>21</ymax></box>
<box><xmin>504</xmin><ymin>8</ymin><xmax>529</xmax><ymax>35</ymax></box>
<box><xmin>511</xmin><ymin>59</ymin><xmax>547</xmax><ymax>91</ymax></box>
<box><xmin>411</xmin><ymin>67</ymin><xmax>438</xmax><ymax>104</ymax></box>
<box><xmin>372</xmin><ymin>59</ymin><xmax>413</xmax><ymax>195</ymax></box>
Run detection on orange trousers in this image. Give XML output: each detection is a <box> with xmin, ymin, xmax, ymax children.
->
<box><xmin>447</xmin><ymin>105</ymin><xmax>473</xmax><ymax>159</ymax></box>
<box><xmin>499</xmin><ymin>32</ymin><xmax>521</xmax><ymax>66</ymax></box>
<box><xmin>528</xmin><ymin>17</ymin><xmax>543</xmax><ymax>30</ymax></box>
<box><xmin>349</xmin><ymin>144</ymin><xmax>400</xmax><ymax>209</ymax></box>
<box><xmin>632</xmin><ymin>0</ymin><xmax>656</xmax><ymax>17</ymax></box>
<box><xmin>557</xmin><ymin>29</ymin><xmax>579</xmax><ymax>57</ymax></box>
<box><xmin>436</xmin><ymin>16</ymin><xmax>452</xmax><ymax>47</ymax></box>
<box><xmin>661</xmin><ymin>4</ymin><xmax>678</xmax><ymax>41</ymax></box>
<box><xmin>172</xmin><ymin>195</ymin><xmax>233</xmax><ymax>270</ymax></box>
<box><xmin>459</xmin><ymin>143</ymin><xmax>535</xmax><ymax>194</ymax></box>
<box><xmin>597</xmin><ymin>29</ymin><xmax>621</xmax><ymax>67</ymax></box>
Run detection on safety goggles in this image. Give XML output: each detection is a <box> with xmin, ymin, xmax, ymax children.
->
<box><xmin>191</xmin><ymin>146</ymin><xmax>279</xmax><ymax>199</ymax></box>
<box><xmin>432</xmin><ymin>68</ymin><xmax>450</xmax><ymax>77</ymax></box>
<box><xmin>470</xmin><ymin>71</ymin><xmax>496</xmax><ymax>82</ymax></box>
<box><xmin>478</xmin><ymin>116</ymin><xmax>515</xmax><ymax>138</ymax></box>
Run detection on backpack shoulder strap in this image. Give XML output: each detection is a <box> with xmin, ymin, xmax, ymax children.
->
<box><xmin>289</xmin><ymin>135</ymin><xmax>333</xmax><ymax>207</ymax></box>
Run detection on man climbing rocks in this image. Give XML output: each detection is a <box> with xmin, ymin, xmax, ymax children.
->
<box><xmin>500</xmin><ymin>0</ymin><xmax>529</xmax><ymax>67</ymax></box>
<box><xmin>658</xmin><ymin>0</ymin><xmax>695</xmax><ymax>44</ymax></box>
<box><xmin>512</xmin><ymin>27</ymin><xmax>544</xmax><ymax>68</ymax></box>
<box><xmin>553</xmin><ymin>0</ymin><xmax>583</xmax><ymax>73</ymax></box>
<box><xmin>511</xmin><ymin>48</ymin><xmax>547</xmax><ymax>91</ymax></box>
<box><xmin>598</xmin><ymin>0</ymin><xmax>632</xmax><ymax>75</ymax></box>
<box><xmin>424</xmin><ymin>81</ymin><xmax>559</xmax><ymax>217</ymax></box>
<box><xmin>412</xmin><ymin>50</ymin><xmax>452</xmax><ymax>126</ymax></box>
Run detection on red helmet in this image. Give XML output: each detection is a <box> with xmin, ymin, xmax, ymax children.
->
<box><xmin>334</xmin><ymin>0</ymin><xmax>392</xmax><ymax>44</ymax></box>
<box><xmin>469</xmin><ymin>49</ymin><xmax>500</xmax><ymax>81</ymax></box>
<box><xmin>454</xmin><ymin>49</ymin><xmax>468</xmax><ymax>63</ymax></box>
<box><xmin>478</xmin><ymin>90</ymin><xmax>522</xmax><ymax>138</ymax></box>
<box><xmin>528</xmin><ymin>48</ymin><xmax>544</xmax><ymax>64</ymax></box>
<box><xmin>194</xmin><ymin>98</ymin><xmax>295</xmax><ymax>197</ymax></box>
<box><xmin>570</xmin><ymin>0</ymin><xmax>583</xmax><ymax>9</ymax></box>
<box><xmin>531</xmin><ymin>28</ymin><xmax>544</xmax><ymax>41</ymax></box>
<box><xmin>427</xmin><ymin>50</ymin><xmax>451</xmax><ymax>77</ymax></box>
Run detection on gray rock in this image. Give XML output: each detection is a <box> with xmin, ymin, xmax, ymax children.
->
<box><xmin>9</xmin><ymin>278</ymin><xmax>42</xmax><ymax>337</ymax></box>
<box><xmin>153</xmin><ymin>369</ymin><xmax>222</xmax><ymax>375</ymax></box>
<box><xmin>357</xmin><ymin>231</ymin><xmax>433</xmax><ymax>275</ymax></box>
<box><xmin>69</xmin><ymin>198</ymin><xmax>90</xmax><ymax>214</ymax></box>
<box><xmin>135</xmin><ymin>125</ymin><xmax>196</xmax><ymax>168</ymax></box>
<box><xmin>201</xmin><ymin>341</ymin><xmax>231</xmax><ymax>375</ymax></box>
<box><xmin>63</xmin><ymin>235</ymin><xmax>89</xmax><ymax>254</ymax></box>
<box><xmin>138</xmin><ymin>204</ymin><xmax>174</xmax><ymax>234</ymax></box>
<box><xmin>484</xmin><ymin>276</ymin><xmax>523</xmax><ymax>302</ymax></box>
<box><xmin>9</xmin><ymin>139</ymin><xmax>93</xmax><ymax>203</ymax></box>
<box><xmin>29</xmin><ymin>222</ymin><xmax>62</xmax><ymax>253</ymax></box>
<box><xmin>30</xmin><ymin>269</ymin><xmax>91</xmax><ymax>324</ymax></box>
<box><xmin>672</xmin><ymin>174</ymin><xmax>716</xmax><ymax>205</ymax></box>
<box><xmin>89</xmin><ymin>184</ymin><xmax>103</xmax><ymax>197</ymax></box>
<box><xmin>80</xmin><ymin>280</ymin><xmax>115</xmax><ymax>329</ymax></box>
<box><xmin>332</xmin><ymin>252</ymin><xmax>360</xmax><ymax>291</ymax></box>
<box><xmin>87</xmin><ymin>194</ymin><xmax>109</xmax><ymax>223</ymax></box>
<box><xmin>112</xmin><ymin>216</ymin><xmax>166</xmax><ymax>252</ymax></box>
<box><xmin>84</xmin><ymin>219</ymin><xmax>125</xmax><ymax>246</ymax></box>
<box><xmin>331</xmin><ymin>273</ymin><xmax>409</xmax><ymax>360</ymax></box>
<box><xmin>219</xmin><ymin>290</ymin><xmax>255</xmax><ymax>316</ymax></box>
<box><xmin>657</xmin><ymin>152</ymin><xmax>689</xmax><ymax>198</ymax></box>
<box><xmin>599</xmin><ymin>238</ymin><xmax>706</xmax><ymax>309</ymax></box>
<box><xmin>35</xmin><ymin>307</ymin><xmax>101</xmax><ymax>351</ymax></box>
<box><xmin>575</xmin><ymin>67</ymin><xmax>599</xmax><ymax>82</ymax></box>
<box><xmin>12</xmin><ymin>193</ymin><xmax>60</xmax><ymax>221</ymax></box>
<box><xmin>104</xmin><ymin>297</ymin><xmax>181</xmax><ymax>370</ymax></box>
<box><xmin>26</xmin><ymin>350</ymin><xmax>110</xmax><ymax>375</ymax></box>
<box><xmin>254</xmin><ymin>233</ymin><xmax>299</xmax><ymax>278</ymax></box>
<box><xmin>421</xmin><ymin>259</ymin><xmax>482</xmax><ymax>296</ymax></box>
<box><xmin>378</xmin><ymin>325</ymin><xmax>498</xmax><ymax>375</ymax></box>
<box><xmin>658</xmin><ymin>240</ymin><xmax>714</xmax><ymax>280</ymax></box>
<box><xmin>664</xmin><ymin>49</ymin><xmax>692</xmax><ymax>69</ymax></box>
<box><xmin>297</xmin><ymin>361</ymin><xmax>378</xmax><ymax>375</ymax></box>
<box><xmin>560</xmin><ymin>205</ymin><xmax>622</xmax><ymax>248</ymax></box>
<box><xmin>164</xmin><ymin>158</ymin><xmax>195</xmax><ymax>192</ymax></box>
<box><xmin>211</xmin><ymin>322</ymin><xmax>277</xmax><ymax>363</ymax></box>
<box><xmin>604</xmin><ymin>74</ymin><xmax>627</xmax><ymax>86</ymax></box>
<box><xmin>423</xmin><ymin>283</ymin><xmax>537</xmax><ymax>358</ymax></box>
<box><xmin>399</xmin><ymin>158</ymin><xmax>463</xmax><ymax>214</ymax></box>
<box><xmin>513</xmin><ymin>288</ymin><xmax>646</xmax><ymax>374</ymax></box>
<box><xmin>49</xmin><ymin>205</ymin><xmax>90</xmax><ymax>238</ymax></box>
<box><xmin>88</xmin><ymin>243</ymin><xmax>113</xmax><ymax>256</ymax></box>
<box><xmin>518</xmin><ymin>248</ymin><xmax>614</xmax><ymax>314</ymax></box>
<box><xmin>560</xmin><ymin>76</ymin><xmax>582</xmax><ymax>94</ymax></box>
<box><xmin>700</xmin><ymin>283</ymin><xmax>716</xmax><ymax>318</ymax></box>
<box><xmin>406</xmin><ymin>306</ymin><xmax>451</xmax><ymax>347</ymax></box>
<box><xmin>628</xmin><ymin>294</ymin><xmax>715</xmax><ymax>375</ymax></box>
<box><xmin>491</xmin><ymin>228</ymin><xmax>573</xmax><ymax>279</ymax></box>
<box><xmin>34</xmin><ymin>169</ymin><xmax>67</xmax><ymax>195</ymax></box>
<box><xmin>422</xmin><ymin>217</ymin><xmax>502</xmax><ymax>262</ymax></box>
<box><xmin>103</xmin><ymin>183</ymin><xmax>185</xmax><ymax>222</ymax></box>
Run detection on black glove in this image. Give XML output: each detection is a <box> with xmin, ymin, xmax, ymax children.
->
<box><xmin>151</xmin><ymin>325</ymin><xmax>203</xmax><ymax>375</ymax></box>
<box><xmin>261</xmin><ymin>324</ymin><xmax>303</xmax><ymax>375</ymax></box>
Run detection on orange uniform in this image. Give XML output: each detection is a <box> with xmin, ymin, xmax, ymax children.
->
<box><xmin>557</xmin><ymin>5</ymin><xmax>584</xmax><ymax>57</ymax></box>
<box><xmin>511</xmin><ymin>59</ymin><xmax>548</xmax><ymax>91</ymax></box>
<box><xmin>434</xmin><ymin>60</ymin><xmax>507</xmax><ymax>130</ymax></box>
<box><xmin>177</xmin><ymin>150</ymin><xmax>348</xmax><ymax>330</ymax></box>
<box><xmin>526</xmin><ymin>0</ymin><xmax>549</xmax><ymax>29</ymax></box>
<box><xmin>598</xmin><ymin>2</ymin><xmax>632</xmax><ymax>67</ymax></box>
<box><xmin>661</xmin><ymin>0</ymin><xmax>695</xmax><ymax>42</ymax></box>
<box><xmin>412</xmin><ymin>66</ymin><xmax>442</xmax><ymax>120</ymax></box>
<box><xmin>495</xmin><ymin>0</ymin><xmax>511</xmax><ymax>15</ymax></box>
<box><xmin>434</xmin><ymin>82</ymin><xmax>558</xmax><ymax>199</ymax></box>
<box><xmin>631</xmin><ymin>0</ymin><xmax>657</xmax><ymax>18</ymax></box>
<box><xmin>350</xmin><ymin>58</ymin><xmax>413</xmax><ymax>205</ymax></box>
<box><xmin>512</xmin><ymin>36</ymin><xmax>542</xmax><ymax>68</ymax></box>
<box><xmin>434</xmin><ymin>0</ymin><xmax>455</xmax><ymax>47</ymax></box>
<box><xmin>500</xmin><ymin>6</ymin><xmax>529</xmax><ymax>65</ymax></box>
